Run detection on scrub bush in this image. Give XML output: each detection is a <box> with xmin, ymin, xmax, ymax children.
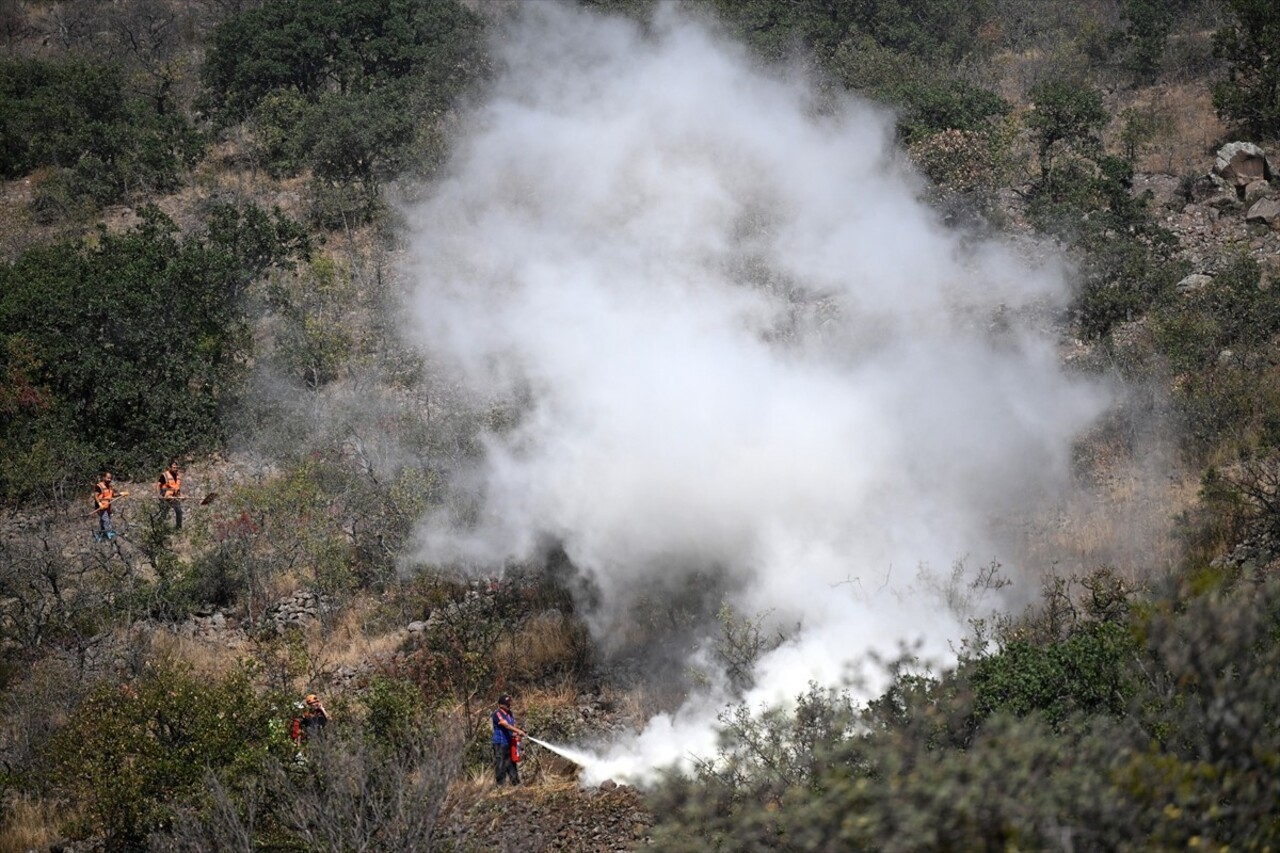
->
<box><xmin>46</xmin><ymin>663</ymin><xmax>286</xmax><ymax>850</ymax></box>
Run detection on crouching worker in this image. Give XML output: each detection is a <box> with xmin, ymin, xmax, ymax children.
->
<box><xmin>492</xmin><ymin>694</ymin><xmax>526</xmax><ymax>786</ymax></box>
<box><xmin>289</xmin><ymin>693</ymin><xmax>330</xmax><ymax>749</ymax></box>
<box><xmin>302</xmin><ymin>693</ymin><xmax>329</xmax><ymax>740</ymax></box>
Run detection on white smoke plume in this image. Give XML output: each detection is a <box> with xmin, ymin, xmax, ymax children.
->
<box><xmin>404</xmin><ymin>2</ymin><xmax>1110</xmax><ymax>784</ymax></box>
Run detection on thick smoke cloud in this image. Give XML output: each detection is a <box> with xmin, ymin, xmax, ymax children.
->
<box><xmin>404</xmin><ymin>3</ymin><xmax>1109</xmax><ymax>782</ymax></box>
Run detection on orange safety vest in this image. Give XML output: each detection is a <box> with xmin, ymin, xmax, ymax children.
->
<box><xmin>95</xmin><ymin>483</ymin><xmax>115</xmax><ymax>511</ymax></box>
<box><xmin>160</xmin><ymin>470</ymin><xmax>182</xmax><ymax>497</ymax></box>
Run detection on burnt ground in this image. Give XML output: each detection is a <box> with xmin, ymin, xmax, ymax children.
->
<box><xmin>438</xmin><ymin>780</ymin><xmax>655</xmax><ymax>852</ymax></box>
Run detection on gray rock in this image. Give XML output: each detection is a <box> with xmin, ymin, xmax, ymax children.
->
<box><xmin>1176</xmin><ymin>273</ymin><xmax>1213</xmax><ymax>294</ymax></box>
<box><xmin>1246</xmin><ymin>197</ymin><xmax>1280</xmax><ymax>228</ymax></box>
<box><xmin>1189</xmin><ymin>173</ymin><xmax>1231</xmax><ymax>202</ymax></box>
<box><xmin>1215</xmin><ymin>141</ymin><xmax>1272</xmax><ymax>187</ymax></box>
<box><xmin>1244</xmin><ymin>179</ymin><xmax>1274</xmax><ymax>204</ymax></box>
<box><xmin>1131</xmin><ymin>173</ymin><xmax>1183</xmax><ymax>209</ymax></box>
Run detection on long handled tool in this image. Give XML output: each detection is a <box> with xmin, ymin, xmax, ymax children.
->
<box><xmin>86</xmin><ymin>491</ymin><xmax>130</xmax><ymax>517</ymax></box>
<box><xmin>159</xmin><ymin>491</ymin><xmax>219</xmax><ymax>505</ymax></box>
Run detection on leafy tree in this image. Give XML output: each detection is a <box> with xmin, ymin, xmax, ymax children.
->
<box><xmin>701</xmin><ymin>0</ymin><xmax>860</xmax><ymax>64</ymax></box>
<box><xmin>704</xmin><ymin>0</ymin><xmax>993</xmax><ymax>68</ymax></box>
<box><xmin>1026</xmin><ymin>80</ymin><xmax>1108</xmax><ymax>178</ymax></box>
<box><xmin>199</xmin><ymin>1</ymin><xmax>333</xmax><ymax>122</ymax></box>
<box><xmin>1120</xmin><ymin>0</ymin><xmax>1174</xmax><ymax>83</ymax></box>
<box><xmin>845</xmin><ymin>0</ymin><xmax>994</xmax><ymax>63</ymax></box>
<box><xmin>202</xmin><ymin>0</ymin><xmax>483</xmax><ymax>222</ymax></box>
<box><xmin>200</xmin><ymin>0</ymin><xmax>485</xmax><ymax>124</ymax></box>
<box><xmin>0</xmin><ymin>59</ymin><xmax>128</xmax><ymax>177</ymax></box>
<box><xmin>46</xmin><ymin>663</ymin><xmax>286</xmax><ymax>849</ymax></box>
<box><xmin>1020</xmin><ymin>82</ymin><xmax>1188</xmax><ymax>339</ymax></box>
<box><xmin>303</xmin><ymin>84</ymin><xmax>418</xmax><ymax>218</ymax></box>
<box><xmin>266</xmin><ymin>256</ymin><xmax>359</xmax><ymax>390</ymax></box>
<box><xmin>245</xmin><ymin>89</ymin><xmax>311</xmax><ymax>178</ymax></box>
<box><xmin>0</xmin><ymin>204</ymin><xmax>308</xmax><ymax>501</ymax></box>
<box><xmin>0</xmin><ymin>57</ymin><xmax>204</xmax><ymax>211</ymax></box>
<box><xmin>1212</xmin><ymin>0</ymin><xmax>1280</xmax><ymax>138</ymax></box>
<box><xmin>650</xmin><ymin>573</ymin><xmax>1280</xmax><ymax>850</ymax></box>
<box><xmin>1117</xmin><ymin>104</ymin><xmax>1174</xmax><ymax>162</ymax></box>
<box><xmin>893</xmin><ymin>78</ymin><xmax>1010</xmax><ymax>143</ymax></box>
<box><xmin>966</xmin><ymin>621</ymin><xmax>1136</xmax><ymax>728</ymax></box>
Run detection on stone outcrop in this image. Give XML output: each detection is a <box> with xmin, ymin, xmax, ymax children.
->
<box><xmin>1246</xmin><ymin>197</ymin><xmax>1280</xmax><ymax>229</ymax></box>
<box><xmin>1134</xmin><ymin>142</ymin><xmax>1280</xmax><ymax>285</ymax></box>
<box><xmin>1215</xmin><ymin>141</ymin><xmax>1273</xmax><ymax>194</ymax></box>
<box><xmin>267</xmin><ymin>588</ymin><xmax>331</xmax><ymax>631</ymax></box>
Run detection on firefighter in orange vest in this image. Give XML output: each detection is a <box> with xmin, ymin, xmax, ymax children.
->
<box><xmin>93</xmin><ymin>470</ymin><xmax>126</xmax><ymax>541</ymax></box>
<box><xmin>157</xmin><ymin>461</ymin><xmax>184</xmax><ymax>530</ymax></box>
<box><xmin>289</xmin><ymin>694</ymin><xmax>329</xmax><ymax>749</ymax></box>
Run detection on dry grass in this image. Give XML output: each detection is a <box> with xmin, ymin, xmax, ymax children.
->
<box><xmin>142</xmin><ymin>591</ymin><xmax>404</xmax><ymax>697</ymax></box>
<box><xmin>520</xmin><ymin>680</ymin><xmax>581</xmax><ymax>709</ymax></box>
<box><xmin>493</xmin><ymin>611</ymin><xmax>584</xmax><ymax>683</ymax></box>
<box><xmin>148</xmin><ymin>629</ymin><xmax>247</xmax><ymax>678</ymax></box>
<box><xmin>309</xmin><ymin>595</ymin><xmax>407</xmax><ymax>674</ymax></box>
<box><xmin>0</xmin><ymin>798</ymin><xmax>66</xmax><ymax>853</ymax></box>
<box><xmin>1112</xmin><ymin>82</ymin><xmax>1226</xmax><ymax>176</ymax></box>
<box><xmin>1012</xmin><ymin>460</ymin><xmax>1200</xmax><ymax>589</ymax></box>
<box><xmin>447</xmin><ymin>764</ymin><xmax>581</xmax><ymax>804</ymax></box>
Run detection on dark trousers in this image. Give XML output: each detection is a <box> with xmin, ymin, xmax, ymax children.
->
<box><xmin>164</xmin><ymin>498</ymin><xmax>183</xmax><ymax>529</ymax></box>
<box><xmin>493</xmin><ymin>743</ymin><xmax>520</xmax><ymax>786</ymax></box>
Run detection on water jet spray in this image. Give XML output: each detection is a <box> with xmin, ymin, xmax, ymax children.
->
<box><xmin>526</xmin><ymin>735</ymin><xmax>601</xmax><ymax>773</ymax></box>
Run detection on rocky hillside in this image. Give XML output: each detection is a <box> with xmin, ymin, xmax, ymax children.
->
<box><xmin>5</xmin><ymin>1</ymin><xmax>1280</xmax><ymax>851</ymax></box>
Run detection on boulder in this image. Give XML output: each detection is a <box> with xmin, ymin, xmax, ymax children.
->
<box><xmin>1131</xmin><ymin>173</ymin><xmax>1183</xmax><ymax>209</ymax></box>
<box><xmin>1215</xmin><ymin>141</ymin><xmax>1272</xmax><ymax>188</ymax></box>
<box><xmin>1244</xmin><ymin>179</ymin><xmax>1274</xmax><ymax>204</ymax></box>
<box><xmin>1176</xmin><ymin>273</ymin><xmax>1213</xmax><ymax>294</ymax></box>
<box><xmin>1246</xmin><ymin>197</ymin><xmax>1280</xmax><ymax>228</ymax></box>
<box><xmin>1188</xmin><ymin>173</ymin><xmax>1232</xmax><ymax>203</ymax></box>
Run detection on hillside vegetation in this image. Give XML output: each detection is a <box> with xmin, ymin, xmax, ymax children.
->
<box><xmin>2</xmin><ymin>0</ymin><xmax>1280</xmax><ymax>850</ymax></box>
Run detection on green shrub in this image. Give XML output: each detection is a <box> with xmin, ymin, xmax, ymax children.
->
<box><xmin>1120</xmin><ymin>0</ymin><xmax>1175</xmax><ymax>82</ymax></box>
<box><xmin>363</xmin><ymin>675</ymin><xmax>432</xmax><ymax>748</ymax></box>
<box><xmin>1027</xmin><ymin>80</ymin><xmax>1107</xmax><ymax>177</ymax></box>
<box><xmin>246</xmin><ymin>89</ymin><xmax>312</xmax><ymax>178</ymax></box>
<box><xmin>894</xmin><ymin>79</ymin><xmax>1010</xmax><ymax>143</ymax></box>
<box><xmin>650</xmin><ymin>574</ymin><xmax>1280</xmax><ymax>850</ymax></box>
<box><xmin>47</xmin><ymin>663</ymin><xmax>286</xmax><ymax>849</ymax></box>
<box><xmin>0</xmin><ymin>204</ymin><xmax>307</xmax><ymax>502</ymax></box>
<box><xmin>201</xmin><ymin>0</ymin><xmax>485</xmax><ymax>123</ymax></box>
<box><xmin>1152</xmin><ymin>255</ymin><xmax>1280</xmax><ymax>456</ymax></box>
<box><xmin>0</xmin><ymin>58</ymin><xmax>204</xmax><ymax>214</ymax></box>
<box><xmin>966</xmin><ymin>620</ymin><xmax>1137</xmax><ymax>728</ymax></box>
<box><xmin>1212</xmin><ymin>0</ymin><xmax>1280</xmax><ymax>138</ymax></box>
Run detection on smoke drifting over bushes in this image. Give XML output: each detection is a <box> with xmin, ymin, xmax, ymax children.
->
<box><xmin>405</xmin><ymin>3</ymin><xmax>1109</xmax><ymax>782</ymax></box>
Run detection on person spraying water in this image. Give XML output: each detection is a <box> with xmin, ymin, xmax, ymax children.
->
<box><xmin>492</xmin><ymin>694</ymin><xmax>527</xmax><ymax>786</ymax></box>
